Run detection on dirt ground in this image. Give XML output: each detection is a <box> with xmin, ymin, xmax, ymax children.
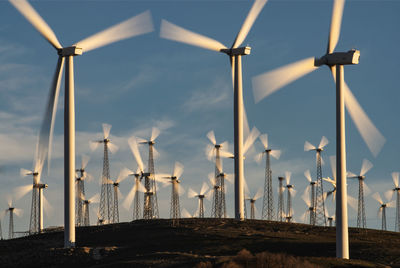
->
<box><xmin>0</xmin><ymin>219</ymin><xmax>399</xmax><ymax>267</ymax></box>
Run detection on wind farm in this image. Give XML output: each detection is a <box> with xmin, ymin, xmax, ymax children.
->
<box><xmin>0</xmin><ymin>0</ymin><xmax>400</xmax><ymax>267</ymax></box>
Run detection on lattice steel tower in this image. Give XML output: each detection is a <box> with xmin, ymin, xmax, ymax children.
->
<box><xmin>29</xmin><ymin>177</ymin><xmax>48</xmax><ymax>234</ymax></box>
<box><xmin>75</xmin><ymin>155</ymin><xmax>89</xmax><ymax>227</ymax></box>
<box><xmin>130</xmin><ymin>173</ymin><xmax>142</xmax><ymax>220</ymax></box>
<box><xmin>82</xmin><ymin>200</ymin><xmax>91</xmax><ymax>226</ymax></box>
<box><xmin>188</xmin><ymin>182</ymin><xmax>209</xmax><ymax>218</ymax></box>
<box><xmin>285</xmin><ymin>183</ymin><xmax>294</xmax><ymax>222</ymax></box>
<box><xmin>277</xmin><ymin>176</ymin><xmax>285</xmax><ymax>222</ymax></box>
<box><xmin>210</xmin><ymin>176</ymin><xmax>221</xmax><ymax>218</ymax></box>
<box><xmin>304</xmin><ymin>170</ymin><xmax>316</xmax><ymax>225</ymax></box>
<box><xmin>391</xmin><ymin>172</ymin><xmax>400</xmax><ymax>232</ymax></box>
<box><xmin>304</xmin><ymin>137</ymin><xmax>328</xmax><ymax>226</ymax></box>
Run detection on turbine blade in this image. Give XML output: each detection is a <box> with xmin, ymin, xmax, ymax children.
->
<box><xmin>254</xmin><ymin>152</ymin><xmax>263</xmax><ymax>164</ymax></box>
<box><xmin>285</xmin><ymin>171</ymin><xmax>292</xmax><ymax>185</ymax></box>
<box><xmin>116</xmin><ymin>167</ymin><xmax>131</xmax><ymax>183</ymax></box>
<box><xmin>89</xmin><ymin>193</ymin><xmax>100</xmax><ymax>204</ymax></box>
<box><xmin>122</xmin><ymin>184</ymin><xmax>136</xmax><ymax>210</ymax></box>
<box><xmin>347</xmin><ymin>195</ymin><xmax>357</xmax><ymax>211</ymax></box>
<box><xmin>220</xmin><ymin>141</ymin><xmax>229</xmax><ymax>152</ymax></box>
<box><xmin>14</xmin><ymin>184</ymin><xmax>33</xmax><ymax>200</ymax></box>
<box><xmin>187</xmin><ymin>187</ymin><xmax>198</xmax><ymax>199</ymax></box>
<box><xmin>42</xmin><ymin>194</ymin><xmax>53</xmax><ymax>217</ymax></box>
<box><xmin>9</xmin><ymin>0</ymin><xmax>62</xmax><ymax>49</ymax></box>
<box><xmin>206</xmin><ymin>130</ymin><xmax>217</xmax><ymax>145</ymax></box>
<box><xmin>243</xmin><ymin>127</ymin><xmax>260</xmax><ymax>155</ymax></box>
<box><xmin>224</xmin><ymin>173</ymin><xmax>234</xmax><ymax>184</ymax></box>
<box><xmin>270</xmin><ymin>150</ymin><xmax>281</xmax><ymax>160</ymax></box>
<box><xmin>387</xmin><ymin>200</ymin><xmax>396</xmax><ymax>208</ymax></box>
<box><xmin>160</xmin><ymin>19</ymin><xmax>227</xmax><ymax>52</ymax></box>
<box><xmin>173</xmin><ymin>162</ymin><xmax>184</xmax><ymax>179</ymax></box>
<box><xmin>304</xmin><ymin>170</ymin><xmax>312</xmax><ymax>183</ymax></box>
<box><xmin>150</xmin><ymin>127</ymin><xmax>160</xmax><ymax>142</ymax></box>
<box><xmin>392</xmin><ymin>172</ymin><xmax>399</xmax><ymax>188</ymax></box>
<box><xmin>107</xmin><ymin>142</ymin><xmax>119</xmax><ymax>154</ymax></box>
<box><xmin>318</xmin><ymin>136</ymin><xmax>329</xmax><ymax>149</ymax></box>
<box><xmin>206</xmin><ymin>144</ymin><xmax>215</xmax><ymax>161</ymax></box>
<box><xmin>181</xmin><ymin>208</ymin><xmax>192</xmax><ymax>218</ymax></box>
<box><xmin>76</xmin><ymin>10</ymin><xmax>154</xmax><ymax>53</ymax></box>
<box><xmin>347</xmin><ymin>171</ymin><xmax>357</xmax><ymax>178</ymax></box>
<box><xmin>200</xmin><ymin>182</ymin><xmax>209</xmax><ymax>195</ymax></box>
<box><xmin>13</xmin><ymin>208</ymin><xmax>23</xmax><ymax>217</ymax></box>
<box><xmin>81</xmin><ymin>154</ymin><xmax>90</xmax><ymax>170</ymax></box>
<box><xmin>327</xmin><ymin>0</ymin><xmax>345</xmax><ymax>54</ymax></box>
<box><xmin>372</xmin><ymin>192</ymin><xmax>383</xmax><ymax>205</ymax></box>
<box><xmin>205</xmin><ymin>188</ymin><xmax>213</xmax><ymax>201</ymax></box>
<box><xmin>102</xmin><ymin>123</ymin><xmax>111</xmax><ymax>139</ymax></box>
<box><xmin>384</xmin><ymin>190</ymin><xmax>394</xmax><ymax>202</ymax></box>
<box><xmin>304</xmin><ymin>141</ymin><xmax>316</xmax><ymax>151</ymax></box>
<box><xmin>177</xmin><ymin>183</ymin><xmax>185</xmax><ymax>196</ymax></box>
<box><xmin>253</xmin><ymin>188</ymin><xmax>263</xmax><ymax>200</ymax></box>
<box><xmin>220</xmin><ymin>150</ymin><xmax>234</xmax><ymax>159</ymax></box>
<box><xmin>330</xmin><ymin>155</ymin><xmax>336</xmax><ymax>181</ymax></box>
<box><xmin>363</xmin><ymin>182</ymin><xmax>371</xmax><ymax>196</ymax></box>
<box><xmin>232</xmin><ymin>0</ymin><xmax>268</xmax><ymax>48</ymax></box>
<box><xmin>128</xmin><ymin>136</ymin><xmax>144</xmax><ymax>172</ymax></box>
<box><xmin>252</xmin><ymin>57</ymin><xmax>318</xmax><ymax>103</ymax></box>
<box><xmin>360</xmin><ymin>159</ymin><xmax>373</xmax><ymax>177</ymax></box>
<box><xmin>20</xmin><ymin>168</ymin><xmax>32</xmax><ymax>177</ymax></box>
<box><xmin>259</xmin><ymin>133</ymin><xmax>268</xmax><ymax>149</ymax></box>
<box><xmin>89</xmin><ymin>141</ymin><xmax>101</xmax><ymax>151</ymax></box>
<box><xmin>301</xmin><ymin>187</ymin><xmax>311</xmax><ymax>207</ymax></box>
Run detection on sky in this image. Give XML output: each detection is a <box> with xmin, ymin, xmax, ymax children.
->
<box><xmin>0</xmin><ymin>0</ymin><xmax>399</xmax><ymax>238</ymax></box>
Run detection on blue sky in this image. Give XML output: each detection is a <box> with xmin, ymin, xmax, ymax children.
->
<box><xmin>0</xmin><ymin>0</ymin><xmax>399</xmax><ymax>237</ymax></box>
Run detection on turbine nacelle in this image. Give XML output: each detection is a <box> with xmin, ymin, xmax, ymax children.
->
<box><xmin>278</xmin><ymin>177</ymin><xmax>285</xmax><ymax>182</ymax></box>
<box><xmin>220</xmin><ymin>46</ymin><xmax>251</xmax><ymax>56</ymax></box>
<box><xmin>58</xmin><ymin>46</ymin><xmax>83</xmax><ymax>57</ymax></box>
<box><xmin>33</xmin><ymin>183</ymin><xmax>48</xmax><ymax>189</ymax></box>
<box><xmin>314</xmin><ymin>49</ymin><xmax>360</xmax><ymax>67</ymax></box>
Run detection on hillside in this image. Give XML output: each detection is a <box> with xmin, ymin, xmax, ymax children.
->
<box><xmin>0</xmin><ymin>219</ymin><xmax>399</xmax><ymax>267</ymax></box>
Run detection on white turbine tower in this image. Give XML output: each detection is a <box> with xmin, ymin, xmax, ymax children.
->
<box><xmin>188</xmin><ymin>182</ymin><xmax>211</xmax><ymax>218</ymax></box>
<box><xmin>9</xmin><ymin>0</ymin><xmax>154</xmax><ymax>248</ymax></box>
<box><xmin>161</xmin><ymin>0</ymin><xmax>268</xmax><ymax>220</ymax></box>
<box><xmin>372</xmin><ymin>192</ymin><xmax>395</xmax><ymax>231</ymax></box>
<box><xmin>252</xmin><ymin>0</ymin><xmax>385</xmax><ymax>258</ymax></box>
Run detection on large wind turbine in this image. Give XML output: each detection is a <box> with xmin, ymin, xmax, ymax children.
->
<box><xmin>160</xmin><ymin>0</ymin><xmax>268</xmax><ymax>220</ymax></box>
<box><xmin>9</xmin><ymin>0</ymin><xmax>154</xmax><ymax>247</ymax></box>
<box><xmin>252</xmin><ymin>0</ymin><xmax>385</xmax><ymax>259</ymax></box>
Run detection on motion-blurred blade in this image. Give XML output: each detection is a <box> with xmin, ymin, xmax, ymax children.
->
<box><xmin>81</xmin><ymin>154</ymin><xmax>90</xmax><ymax>170</ymax></box>
<box><xmin>270</xmin><ymin>150</ymin><xmax>281</xmax><ymax>160</ymax></box>
<box><xmin>89</xmin><ymin>141</ymin><xmax>101</xmax><ymax>151</ymax></box>
<box><xmin>42</xmin><ymin>194</ymin><xmax>53</xmax><ymax>217</ymax></box>
<box><xmin>76</xmin><ymin>10</ymin><xmax>154</xmax><ymax>53</ymax></box>
<box><xmin>291</xmin><ymin>188</ymin><xmax>297</xmax><ymax>198</ymax></box>
<box><xmin>13</xmin><ymin>208</ymin><xmax>23</xmax><ymax>217</ymax></box>
<box><xmin>392</xmin><ymin>172</ymin><xmax>399</xmax><ymax>187</ymax></box>
<box><xmin>327</xmin><ymin>0</ymin><xmax>345</xmax><ymax>54</ymax></box>
<box><xmin>116</xmin><ymin>187</ymin><xmax>124</xmax><ymax>199</ymax></box>
<box><xmin>38</xmin><ymin>57</ymin><xmax>65</xmax><ymax>175</ymax></box>
<box><xmin>252</xmin><ymin>57</ymin><xmax>317</xmax><ymax>103</ymax></box>
<box><xmin>225</xmin><ymin>173</ymin><xmax>234</xmax><ymax>184</ymax></box>
<box><xmin>208</xmin><ymin>173</ymin><xmax>216</xmax><ymax>186</ymax></box>
<box><xmin>254</xmin><ymin>152</ymin><xmax>263</xmax><ymax>164</ymax></box>
<box><xmin>220</xmin><ymin>150</ymin><xmax>234</xmax><ymax>159</ymax></box>
<box><xmin>285</xmin><ymin>171</ymin><xmax>292</xmax><ymax>185</ymax></box>
<box><xmin>220</xmin><ymin>141</ymin><xmax>229</xmax><ymax>151</ymax></box>
<box><xmin>206</xmin><ymin>130</ymin><xmax>216</xmax><ymax>145</ymax></box>
<box><xmin>102</xmin><ymin>123</ymin><xmax>111</xmax><ymax>139</ymax></box>
<box><xmin>318</xmin><ymin>136</ymin><xmax>329</xmax><ymax>149</ymax></box>
<box><xmin>372</xmin><ymin>192</ymin><xmax>383</xmax><ymax>204</ymax></box>
<box><xmin>384</xmin><ymin>190</ymin><xmax>394</xmax><ymax>202</ymax></box>
<box><xmin>9</xmin><ymin>0</ymin><xmax>62</xmax><ymax>49</ymax></box>
<box><xmin>173</xmin><ymin>162</ymin><xmax>184</xmax><ymax>179</ymax></box>
<box><xmin>205</xmin><ymin>188</ymin><xmax>213</xmax><ymax>201</ymax></box>
<box><xmin>329</xmin><ymin>156</ymin><xmax>336</xmax><ymax>181</ymax></box>
<box><xmin>347</xmin><ymin>195</ymin><xmax>357</xmax><ymax>211</ymax></box>
<box><xmin>153</xmin><ymin>147</ymin><xmax>160</xmax><ymax>159</ymax></box>
<box><xmin>187</xmin><ymin>187</ymin><xmax>198</xmax><ymax>199</ymax></box>
<box><xmin>122</xmin><ymin>184</ymin><xmax>136</xmax><ymax>210</ymax></box>
<box><xmin>301</xmin><ymin>187</ymin><xmax>311</xmax><ymax>207</ymax></box>
<box><xmin>177</xmin><ymin>183</ymin><xmax>185</xmax><ymax>196</ymax></box>
<box><xmin>304</xmin><ymin>141</ymin><xmax>316</xmax><ymax>151</ymax></box>
<box><xmin>387</xmin><ymin>200</ymin><xmax>396</xmax><ymax>208</ymax></box>
<box><xmin>363</xmin><ymin>182</ymin><xmax>371</xmax><ymax>196</ymax></box>
<box><xmin>108</xmin><ymin>142</ymin><xmax>119</xmax><ymax>154</ymax></box>
<box><xmin>253</xmin><ymin>188</ymin><xmax>263</xmax><ymax>200</ymax></box>
<box><xmin>232</xmin><ymin>0</ymin><xmax>268</xmax><ymax>48</ymax></box>
<box><xmin>15</xmin><ymin>184</ymin><xmax>32</xmax><ymax>200</ymax></box>
<box><xmin>206</xmin><ymin>144</ymin><xmax>215</xmax><ymax>161</ymax></box>
<box><xmin>347</xmin><ymin>171</ymin><xmax>357</xmax><ymax>178</ymax></box>
<box><xmin>181</xmin><ymin>208</ymin><xmax>192</xmax><ymax>218</ymax></box>
<box><xmin>20</xmin><ymin>168</ymin><xmax>32</xmax><ymax>177</ymax></box>
<box><xmin>243</xmin><ymin>127</ymin><xmax>260</xmax><ymax>155</ymax></box>
<box><xmin>304</xmin><ymin>170</ymin><xmax>312</xmax><ymax>183</ymax></box>
<box><xmin>259</xmin><ymin>133</ymin><xmax>268</xmax><ymax>149</ymax></box>
<box><xmin>323</xmin><ymin>177</ymin><xmax>336</xmax><ymax>187</ymax></box>
<box><xmin>89</xmin><ymin>193</ymin><xmax>100</xmax><ymax>204</ymax></box>
<box><xmin>200</xmin><ymin>182</ymin><xmax>209</xmax><ymax>195</ymax></box>
<box><xmin>160</xmin><ymin>19</ymin><xmax>227</xmax><ymax>52</ymax></box>
<box><xmin>360</xmin><ymin>159</ymin><xmax>373</xmax><ymax>177</ymax></box>
<box><xmin>128</xmin><ymin>136</ymin><xmax>144</xmax><ymax>172</ymax></box>
<box><xmin>116</xmin><ymin>167</ymin><xmax>131</xmax><ymax>183</ymax></box>
<box><xmin>150</xmin><ymin>127</ymin><xmax>160</xmax><ymax>142</ymax></box>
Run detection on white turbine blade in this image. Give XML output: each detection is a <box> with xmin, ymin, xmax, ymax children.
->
<box><xmin>14</xmin><ymin>184</ymin><xmax>32</xmax><ymax>200</ymax></box>
<box><xmin>254</xmin><ymin>152</ymin><xmax>263</xmax><ymax>164</ymax></box>
<box><xmin>330</xmin><ymin>156</ymin><xmax>336</xmax><ymax>181</ymax></box>
<box><xmin>270</xmin><ymin>150</ymin><xmax>281</xmax><ymax>160</ymax></box>
<box><xmin>387</xmin><ymin>200</ymin><xmax>396</xmax><ymax>208</ymax></box>
<box><xmin>37</xmin><ymin>57</ymin><xmax>65</xmax><ymax>175</ymax></box>
<box><xmin>304</xmin><ymin>170</ymin><xmax>312</xmax><ymax>183</ymax></box>
<box><xmin>384</xmin><ymin>190</ymin><xmax>394</xmax><ymax>203</ymax></box>
<box><xmin>392</xmin><ymin>172</ymin><xmax>400</xmax><ymax>187</ymax></box>
<box><xmin>160</xmin><ymin>19</ymin><xmax>227</xmax><ymax>52</ymax></box>
<box><xmin>20</xmin><ymin>168</ymin><xmax>32</xmax><ymax>177</ymax></box>
<box><xmin>177</xmin><ymin>183</ymin><xmax>185</xmax><ymax>196</ymax></box>
<box><xmin>206</xmin><ymin>144</ymin><xmax>215</xmax><ymax>161</ymax></box>
<box><xmin>173</xmin><ymin>162</ymin><xmax>184</xmax><ymax>180</ymax></box>
<box><xmin>360</xmin><ymin>159</ymin><xmax>373</xmax><ymax>177</ymax></box>
<box><xmin>232</xmin><ymin>0</ymin><xmax>268</xmax><ymax>48</ymax></box>
<box><xmin>181</xmin><ymin>208</ymin><xmax>192</xmax><ymax>218</ymax></box>
<box><xmin>128</xmin><ymin>136</ymin><xmax>144</xmax><ymax>172</ymax></box>
<box><xmin>301</xmin><ymin>187</ymin><xmax>311</xmax><ymax>207</ymax></box>
<box><xmin>89</xmin><ymin>141</ymin><xmax>100</xmax><ymax>151</ymax></box>
<box><xmin>259</xmin><ymin>133</ymin><xmax>268</xmax><ymax>149</ymax></box>
<box><xmin>318</xmin><ymin>136</ymin><xmax>329</xmax><ymax>149</ymax></box>
<box><xmin>81</xmin><ymin>154</ymin><xmax>90</xmax><ymax>169</ymax></box>
<box><xmin>152</xmin><ymin>147</ymin><xmax>160</xmax><ymax>159</ymax></box>
<box><xmin>200</xmin><ymin>182</ymin><xmax>209</xmax><ymax>196</ymax></box>
<box><xmin>187</xmin><ymin>187</ymin><xmax>198</xmax><ymax>199</ymax></box>
<box><xmin>243</xmin><ymin>177</ymin><xmax>249</xmax><ymax>196</ymax></box>
<box><xmin>208</xmin><ymin>173</ymin><xmax>216</xmax><ymax>186</ymax></box>
<box><xmin>304</xmin><ymin>141</ymin><xmax>316</xmax><ymax>151</ymax></box>
<box><xmin>252</xmin><ymin>57</ymin><xmax>318</xmax><ymax>103</ymax></box>
<box><xmin>116</xmin><ymin>167</ymin><xmax>131</xmax><ymax>183</ymax></box>
<box><xmin>291</xmin><ymin>188</ymin><xmax>297</xmax><ymax>198</ymax></box>
<box><xmin>253</xmin><ymin>188</ymin><xmax>263</xmax><ymax>201</ymax></box>
<box><xmin>347</xmin><ymin>195</ymin><xmax>357</xmax><ymax>211</ymax></box>
<box><xmin>343</xmin><ymin>82</ymin><xmax>385</xmax><ymax>157</ymax></box>
<box><xmin>85</xmin><ymin>172</ymin><xmax>94</xmax><ymax>182</ymax></box>
<box><xmin>150</xmin><ymin>127</ymin><xmax>160</xmax><ymax>142</ymax></box>
<box><xmin>7</xmin><ymin>196</ymin><xmax>12</xmax><ymax>208</ymax></box>
<box><xmin>347</xmin><ymin>171</ymin><xmax>357</xmax><ymax>178</ymax></box>
<box><xmin>323</xmin><ymin>177</ymin><xmax>336</xmax><ymax>187</ymax></box>
<box><xmin>9</xmin><ymin>0</ymin><xmax>62</xmax><ymax>49</ymax></box>
<box><xmin>89</xmin><ymin>193</ymin><xmax>100</xmax><ymax>204</ymax></box>
<box><xmin>76</xmin><ymin>10</ymin><xmax>153</xmax><ymax>53</ymax></box>
<box><xmin>220</xmin><ymin>150</ymin><xmax>234</xmax><ymax>159</ymax></box>
<box><xmin>137</xmin><ymin>181</ymin><xmax>146</xmax><ymax>193</ymax></box>
<box><xmin>42</xmin><ymin>194</ymin><xmax>53</xmax><ymax>217</ymax></box>
<box><xmin>300</xmin><ymin>211</ymin><xmax>307</xmax><ymax>223</ymax></box>
<box><xmin>13</xmin><ymin>208</ymin><xmax>23</xmax><ymax>217</ymax></box>
<box><xmin>117</xmin><ymin>187</ymin><xmax>124</xmax><ymax>199</ymax></box>
<box><xmin>372</xmin><ymin>192</ymin><xmax>383</xmax><ymax>205</ymax></box>
<box><xmin>206</xmin><ymin>130</ymin><xmax>216</xmax><ymax>145</ymax></box>
<box><xmin>327</xmin><ymin>0</ymin><xmax>345</xmax><ymax>54</ymax></box>
<box><xmin>205</xmin><ymin>188</ymin><xmax>213</xmax><ymax>201</ymax></box>
<box><xmin>363</xmin><ymin>182</ymin><xmax>371</xmax><ymax>196</ymax></box>
<box><xmin>122</xmin><ymin>184</ymin><xmax>136</xmax><ymax>210</ymax></box>
<box><xmin>225</xmin><ymin>174</ymin><xmax>234</xmax><ymax>184</ymax></box>
<box><xmin>220</xmin><ymin>141</ymin><xmax>229</xmax><ymax>152</ymax></box>
<box><xmin>285</xmin><ymin>171</ymin><xmax>292</xmax><ymax>185</ymax></box>
<box><xmin>108</xmin><ymin>142</ymin><xmax>119</xmax><ymax>154</ymax></box>
<box><xmin>243</xmin><ymin>127</ymin><xmax>260</xmax><ymax>155</ymax></box>
<box><xmin>102</xmin><ymin>123</ymin><xmax>111</xmax><ymax>139</ymax></box>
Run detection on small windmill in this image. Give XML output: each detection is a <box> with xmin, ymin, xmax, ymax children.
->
<box><xmin>304</xmin><ymin>136</ymin><xmax>329</xmax><ymax>226</ymax></box>
<box><xmin>82</xmin><ymin>194</ymin><xmax>100</xmax><ymax>227</ymax></box>
<box><xmin>75</xmin><ymin>154</ymin><xmax>91</xmax><ymax>227</ymax></box>
<box><xmin>255</xmin><ymin>134</ymin><xmax>281</xmax><ymax>221</ymax></box>
<box><xmin>277</xmin><ymin>176</ymin><xmax>285</xmax><ymax>222</ymax></box>
<box><xmin>303</xmin><ymin>169</ymin><xmax>317</xmax><ymax>225</ymax></box>
<box><xmin>109</xmin><ymin>168</ymin><xmax>131</xmax><ymax>224</ymax></box>
<box><xmin>122</xmin><ymin>167</ymin><xmax>146</xmax><ymax>221</ymax></box>
<box><xmin>188</xmin><ymin>182</ymin><xmax>211</xmax><ymax>218</ymax></box>
<box><xmin>163</xmin><ymin>162</ymin><xmax>184</xmax><ymax>223</ymax></box>
<box><xmin>347</xmin><ymin>159</ymin><xmax>373</xmax><ymax>229</ymax></box>
<box><xmin>372</xmin><ymin>192</ymin><xmax>395</xmax><ymax>231</ymax></box>
<box><xmin>284</xmin><ymin>172</ymin><xmax>296</xmax><ymax>223</ymax></box>
<box><xmin>5</xmin><ymin>198</ymin><xmax>23</xmax><ymax>239</ymax></box>
<box><xmin>246</xmin><ymin>188</ymin><xmax>263</xmax><ymax>220</ymax></box>
<box><xmin>391</xmin><ymin>172</ymin><xmax>400</xmax><ymax>232</ymax></box>
<box><xmin>326</xmin><ymin>209</ymin><xmax>335</xmax><ymax>227</ymax></box>
<box><xmin>301</xmin><ymin>183</ymin><xmax>316</xmax><ymax>225</ymax></box>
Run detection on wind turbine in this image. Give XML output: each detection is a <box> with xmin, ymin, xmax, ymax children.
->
<box><xmin>160</xmin><ymin>0</ymin><xmax>268</xmax><ymax>220</ymax></box>
<box><xmin>284</xmin><ymin>172</ymin><xmax>296</xmax><ymax>223</ymax></box>
<box><xmin>252</xmin><ymin>0</ymin><xmax>385</xmax><ymax>258</ymax></box>
<box><xmin>347</xmin><ymin>159</ymin><xmax>373</xmax><ymax>229</ymax></box>
<box><xmin>372</xmin><ymin>192</ymin><xmax>395</xmax><ymax>231</ymax></box>
<box><xmin>246</xmin><ymin>188</ymin><xmax>263</xmax><ymax>220</ymax></box>
<box><xmin>303</xmin><ymin>170</ymin><xmax>317</xmax><ymax>225</ymax></box>
<box><xmin>109</xmin><ymin>168</ymin><xmax>131</xmax><ymax>224</ymax></box>
<box><xmin>304</xmin><ymin>136</ymin><xmax>329</xmax><ymax>226</ymax></box>
<box><xmin>255</xmin><ymin>134</ymin><xmax>281</xmax><ymax>221</ymax></box>
<box><xmin>122</xmin><ymin>167</ymin><xmax>146</xmax><ymax>220</ymax></box>
<box><xmin>75</xmin><ymin>154</ymin><xmax>91</xmax><ymax>227</ymax></box>
<box><xmin>163</xmin><ymin>162</ymin><xmax>185</xmax><ymax>223</ymax></box>
<box><xmin>300</xmin><ymin>191</ymin><xmax>315</xmax><ymax>225</ymax></box>
<box><xmin>391</xmin><ymin>172</ymin><xmax>400</xmax><ymax>232</ymax></box>
<box><xmin>9</xmin><ymin>0</ymin><xmax>154</xmax><ymax>247</ymax></box>
<box><xmin>277</xmin><ymin>176</ymin><xmax>285</xmax><ymax>222</ymax></box>
<box><xmin>90</xmin><ymin>123</ymin><xmax>119</xmax><ymax>224</ymax></box>
<box><xmin>82</xmin><ymin>193</ymin><xmax>100</xmax><ymax>227</ymax></box>
<box><xmin>5</xmin><ymin>198</ymin><xmax>23</xmax><ymax>239</ymax></box>
<box><xmin>188</xmin><ymin>182</ymin><xmax>211</xmax><ymax>218</ymax></box>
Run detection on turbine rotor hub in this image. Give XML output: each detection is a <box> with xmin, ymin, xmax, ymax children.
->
<box><xmin>220</xmin><ymin>46</ymin><xmax>251</xmax><ymax>56</ymax></box>
<box><xmin>58</xmin><ymin>46</ymin><xmax>83</xmax><ymax>57</ymax></box>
